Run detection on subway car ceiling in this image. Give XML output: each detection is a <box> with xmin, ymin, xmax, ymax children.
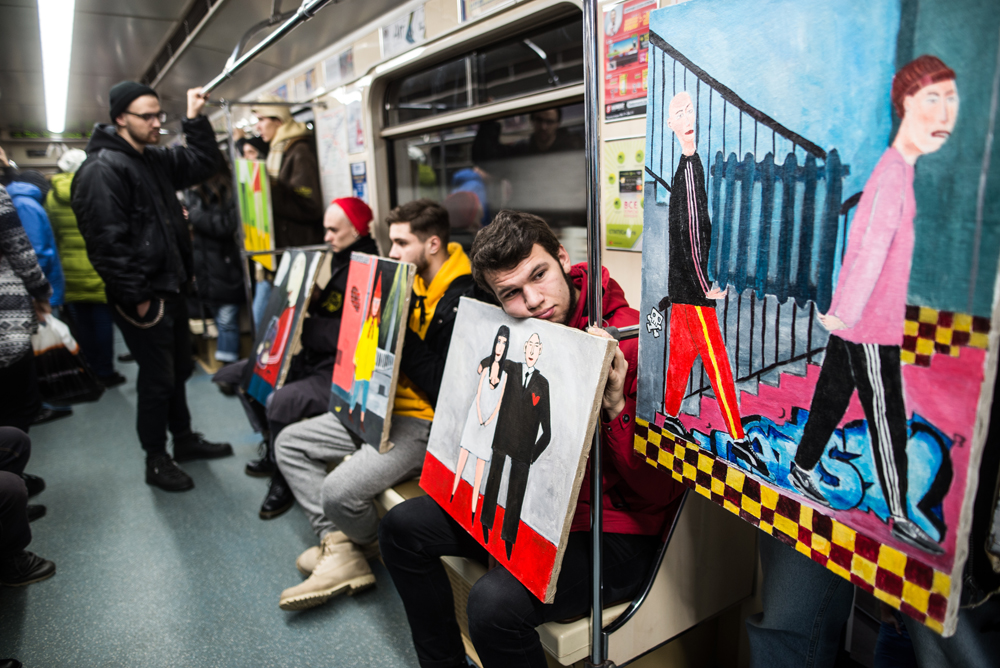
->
<box><xmin>1</xmin><ymin>0</ymin><xmax>423</xmax><ymax>135</ymax></box>
<box><xmin>1</xmin><ymin>0</ymin><xmax>585</xmax><ymax>136</ymax></box>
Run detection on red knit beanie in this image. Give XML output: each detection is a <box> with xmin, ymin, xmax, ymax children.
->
<box><xmin>332</xmin><ymin>197</ymin><xmax>372</xmax><ymax>236</ymax></box>
<box><xmin>891</xmin><ymin>55</ymin><xmax>955</xmax><ymax>119</ymax></box>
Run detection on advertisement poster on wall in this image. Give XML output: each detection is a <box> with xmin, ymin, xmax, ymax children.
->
<box><xmin>460</xmin><ymin>0</ymin><xmax>514</xmax><ymax>22</ymax></box>
<box><xmin>603</xmin><ymin>136</ymin><xmax>644</xmax><ymax>251</ymax></box>
<box><xmin>347</xmin><ymin>101</ymin><xmax>365</xmax><ymax>154</ymax></box>
<box><xmin>314</xmin><ymin>105</ymin><xmax>351</xmax><ymax>203</ymax></box>
<box><xmin>351</xmin><ymin>162</ymin><xmax>369</xmax><ymax>203</ymax></box>
<box><xmin>323</xmin><ymin>48</ymin><xmax>355</xmax><ymax>89</ymax></box>
<box><xmin>292</xmin><ymin>68</ymin><xmax>316</xmax><ymax>101</ymax></box>
<box><xmin>603</xmin><ymin>0</ymin><xmax>655</xmax><ymax>121</ymax></box>
<box><xmin>381</xmin><ymin>5</ymin><xmax>426</xmax><ymax>59</ymax></box>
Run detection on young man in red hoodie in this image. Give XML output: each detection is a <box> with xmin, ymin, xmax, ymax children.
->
<box><xmin>378</xmin><ymin>210</ymin><xmax>686</xmax><ymax>668</ymax></box>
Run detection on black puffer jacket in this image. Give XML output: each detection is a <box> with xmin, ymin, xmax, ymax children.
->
<box><xmin>184</xmin><ymin>188</ymin><xmax>244</xmax><ymax>305</ymax></box>
<box><xmin>71</xmin><ymin>116</ymin><xmax>218</xmax><ymax>306</ymax></box>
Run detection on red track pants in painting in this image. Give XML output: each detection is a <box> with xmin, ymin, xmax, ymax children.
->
<box><xmin>664</xmin><ymin>304</ymin><xmax>744</xmax><ymax>440</ymax></box>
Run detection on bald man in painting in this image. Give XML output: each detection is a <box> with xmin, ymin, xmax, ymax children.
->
<box><xmin>657</xmin><ymin>91</ymin><xmax>768</xmax><ymax>477</ymax></box>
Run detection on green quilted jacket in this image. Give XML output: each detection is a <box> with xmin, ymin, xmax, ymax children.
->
<box><xmin>47</xmin><ymin>172</ymin><xmax>106</xmax><ymax>303</ymax></box>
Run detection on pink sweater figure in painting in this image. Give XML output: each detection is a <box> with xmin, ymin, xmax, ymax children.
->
<box><xmin>789</xmin><ymin>56</ymin><xmax>959</xmax><ymax>556</ymax></box>
<box><xmin>659</xmin><ymin>91</ymin><xmax>769</xmax><ymax>477</ymax></box>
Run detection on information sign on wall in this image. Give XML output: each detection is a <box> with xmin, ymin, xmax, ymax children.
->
<box><xmin>603</xmin><ymin>136</ymin><xmax>645</xmax><ymax>251</ymax></box>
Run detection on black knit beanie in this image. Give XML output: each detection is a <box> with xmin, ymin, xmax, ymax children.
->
<box><xmin>109</xmin><ymin>81</ymin><xmax>159</xmax><ymax>122</ymax></box>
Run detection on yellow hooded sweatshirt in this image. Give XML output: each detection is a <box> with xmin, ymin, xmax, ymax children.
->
<box><xmin>393</xmin><ymin>243</ymin><xmax>472</xmax><ymax>420</ymax></box>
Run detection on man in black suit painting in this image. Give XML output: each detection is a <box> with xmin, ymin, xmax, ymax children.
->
<box><xmin>479</xmin><ymin>332</ymin><xmax>551</xmax><ymax>559</ymax></box>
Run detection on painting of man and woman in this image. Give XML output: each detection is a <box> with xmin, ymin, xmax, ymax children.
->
<box><xmin>422</xmin><ymin>299</ymin><xmax>614</xmax><ymax>602</ymax></box>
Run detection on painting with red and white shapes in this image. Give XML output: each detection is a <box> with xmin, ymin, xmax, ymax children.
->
<box><xmin>329</xmin><ymin>253</ymin><xmax>414</xmax><ymax>453</ymax></box>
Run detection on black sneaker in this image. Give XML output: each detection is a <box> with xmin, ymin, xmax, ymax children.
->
<box><xmin>892</xmin><ymin>518</ymin><xmax>945</xmax><ymax>555</ymax></box>
<box><xmin>26</xmin><ymin>504</ymin><xmax>46</xmax><ymax>522</ymax></box>
<box><xmin>661</xmin><ymin>414</ymin><xmax>690</xmax><ymax>440</ymax></box>
<box><xmin>117</xmin><ymin>352</ymin><xmax>135</xmax><ymax>363</ymax></box>
<box><xmin>731</xmin><ymin>437</ymin><xmax>771</xmax><ymax>477</ymax></box>
<box><xmin>260</xmin><ymin>473</ymin><xmax>294</xmax><ymax>519</ymax></box>
<box><xmin>0</xmin><ymin>550</ymin><xmax>56</xmax><ymax>586</ymax></box>
<box><xmin>0</xmin><ymin>658</ymin><xmax>23</xmax><ymax>668</ymax></box>
<box><xmin>99</xmin><ymin>372</ymin><xmax>127</xmax><ymax>389</ymax></box>
<box><xmin>32</xmin><ymin>405</ymin><xmax>72</xmax><ymax>425</ymax></box>
<box><xmin>146</xmin><ymin>454</ymin><xmax>194</xmax><ymax>492</ymax></box>
<box><xmin>216</xmin><ymin>381</ymin><xmax>238</xmax><ymax>397</ymax></box>
<box><xmin>246</xmin><ymin>439</ymin><xmax>275</xmax><ymax>477</ymax></box>
<box><xmin>788</xmin><ymin>462</ymin><xmax>830</xmax><ymax>507</ymax></box>
<box><xmin>173</xmin><ymin>432</ymin><xmax>233</xmax><ymax>462</ymax></box>
<box><xmin>21</xmin><ymin>473</ymin><xmax>45</xmax><ymax>497</ymax></box>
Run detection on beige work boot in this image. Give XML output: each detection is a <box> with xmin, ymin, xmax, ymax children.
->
<box><xmin>279</xmin><ymin>533</ymin><xmax>376</xmax><ymax>610</ymax></box>
<box><xmin>295</xmin><ymin>531</ymin><xmax>350</xmax><ymax>576</ymax></box>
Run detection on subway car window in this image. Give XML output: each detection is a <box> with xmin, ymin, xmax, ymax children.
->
<box><xmin>390</xmin><ymin>103</ymin><xmax>587</xmax><ymax>260</ymax></box>
<box><xmin>384</xmin><ymin>15</ymin><xmax>583</xmax><ymax>127</ymax></box>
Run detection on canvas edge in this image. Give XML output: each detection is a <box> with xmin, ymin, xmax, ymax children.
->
<box><xmin>542</xmin><ymin>335</ymin><xmax>618</xmax><ymax>604</ymax></box>
<box><xmin>942</xmin><ymin>248</ymin><xmax>1000</xmax><ymax>636</ymax></box>
<box><xmin>275</xmin><ymin>251</ymin><xmax>327</xmax><ymax>389</ymax></box>
<box><xmin>378</xmin><ymin>262</ymin><xmax>417</xmax><ymax>454</ymax></box>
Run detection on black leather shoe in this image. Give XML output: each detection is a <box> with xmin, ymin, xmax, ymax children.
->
<box><xmin>0</xmin><ymin>658</ymin><xmax>24</xmax><ymax>668</ymax></box>
<box><xmin>117</xmin><ymin>352</ymin><xmax>134</xmax><ymax>363</ymax></box>
<box><xmin>146</xmin><ymin>455</ymin><xmax>194</xmax><ymax>492</ymax></box>
<box><xmin>98</xmin><ymin>372</ymin><xmax>127</xmax><ymax>389</ymax></box>
<box><xmin>245</xmin><ymin>456</ymin><xmax>276</xmax><ymax>478</ymax></box>
<box><xmin>259</xmin><ymin>474</ymin><xmax>294</xmax><ymax>519</ymax></box>
<box><xmin>32</xmin><ymin>405</ymin><xmax>72</xmax><ymax>425</ymax></box>
<box><xmin>173</xmin><ymin>432</ymin><xmax>233</xmax><ymax>462</ymax></box>
<box><xmin>26</xmin><ymin>504</ymin><xmax>46</xmax><ymax>522</ymax></box>
<box><xmin>21</xmin><ymin>473</ymin><xmax>45</xmax><ymax>497</ymax></box>
<box><xmin>0</xmin><ymin>550</ymin><xmax>56</xmax><ymax>586</ymax></box>
<box><xmin>216</xmin><ymin>380</ymin><xmax>238</xmax><ymax>397</ymax></box>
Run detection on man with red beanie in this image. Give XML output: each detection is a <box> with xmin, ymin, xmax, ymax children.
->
<box><xmin>213</xmin><ymin>197</ymin><xmax>378</xmax><ymax>518</ymax></box>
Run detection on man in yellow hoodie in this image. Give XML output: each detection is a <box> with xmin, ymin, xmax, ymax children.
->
<box><xmin>275</xmin><ymin>199</ymin><xmax>477</xmax><ymax>611</ymax></box>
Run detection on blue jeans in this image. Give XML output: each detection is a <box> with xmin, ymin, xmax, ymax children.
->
<box><xmin>65</xmin><ymin>302</ymin><xmax>115</xmax><ymax>378</ymax></box>
<box><xmin>746</xmin><ymin>533</ymin><xmax>855</xmax><ymax>668</ymax></box>
<box><xmin>252</xmin><ymin>279</ymin><xmax>272</xmax><ymax>330</ymax></box>
<box><xmin>212</xmin><ymin>304</ymin><xmax>241</xmax><ymax>362</ymax></box>
<box><xmin>903</xmin><ymin>595</ymin><xmax>1000</xmax><ymax>668</ymax></box>
<box><xmin>350</xmin><ymin>379</ymin><xmax>370</xmax><ymax>415</ymax></box>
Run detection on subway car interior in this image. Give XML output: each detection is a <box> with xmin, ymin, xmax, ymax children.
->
<box><xmin>1</xmin><ymin>1</ymin><xmax>997</xmax><ymax>667</ymax></box>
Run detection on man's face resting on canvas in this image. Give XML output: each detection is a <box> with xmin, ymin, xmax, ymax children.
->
<box><xmin>482</xmin><ymin>242</ymin><xmax>628</xmax><ymax>420</ymax></box>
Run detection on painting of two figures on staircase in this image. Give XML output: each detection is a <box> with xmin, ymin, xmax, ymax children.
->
<box><xmin>636</xmin><ymin>0</ymin><xmax>999</xmax><ymax>626</ymax></box>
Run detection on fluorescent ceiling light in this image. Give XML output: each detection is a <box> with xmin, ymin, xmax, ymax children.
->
<box><xmin>37</xmin><ymin>0</ymin><xmax>76</xmax><ymax>134</ymax></box>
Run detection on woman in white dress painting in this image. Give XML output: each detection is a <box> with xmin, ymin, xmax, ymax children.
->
<box><xmin>450</xmin><ymin>325</ymin><xmax>510</xmax><ymax>522</ymax></box>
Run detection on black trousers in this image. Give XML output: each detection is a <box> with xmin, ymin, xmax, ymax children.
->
<box><xmin>112</xmin><ymin>295</ymin><xmax>193</xmax><ymax>457</ymax></box>
<box><xmin>795</xmin><ymin>336</ymin><xmax>908</xmax><ymax>517</ymax></box>
<box><xmin>479</xmin><ymin>455</ymin><xmax>530</xmax><ymax>547</ymax></box>
<box><xmin>379</xmin><ymin>495</ymin><xmax>659</xmax><ymax>668</ymax></box>
<box><xmin>0</xmin><ymin>427</ymin><xmax>30</xmax><ymax>476</ymax></box>
<box><xmin>213</xmin><ymin>356</ymin><xmax>332</xmax><ymax>464</ymax></box>
<box><xmin>0</xmin><ymin>351</ymin><xmax>41</xmax><ymax>433</ymax></box>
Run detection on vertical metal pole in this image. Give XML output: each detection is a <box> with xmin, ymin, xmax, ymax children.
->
<box><xmin>224</xmin><ymin>100</ymin><xmax>258</xmax><ymax>340</ymax></box>
<box><xmin>582</xmin><ymin>0</ymin><xmax>605</xmax><ymax>665</ymax></box>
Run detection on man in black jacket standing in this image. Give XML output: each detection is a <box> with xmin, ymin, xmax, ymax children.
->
<box><xmin>72</xmin><ymin>82</ymin><xmax>232</xmax><ymax>492</ymax></box>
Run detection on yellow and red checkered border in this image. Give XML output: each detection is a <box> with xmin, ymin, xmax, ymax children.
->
<box><xmin>902</xmin><ymin>305</ymin><xmax>989</xmax><ymax>367</ymax></box>
<box><xmin>634</xmin><ymin>417</ymin><xmax>952</xmax><ymax>633</ymax></box>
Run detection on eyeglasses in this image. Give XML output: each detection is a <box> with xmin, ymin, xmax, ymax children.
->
<box><xmin>124</xmin><ymin>111</ymin><xmax>167</xmax><ymax>123</ymax></box>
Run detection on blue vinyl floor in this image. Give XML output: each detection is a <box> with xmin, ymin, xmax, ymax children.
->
<box><xmin>0</xmin><ymin>340</ymin><xmax>420</xmax><ymax>667</ymax></box>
